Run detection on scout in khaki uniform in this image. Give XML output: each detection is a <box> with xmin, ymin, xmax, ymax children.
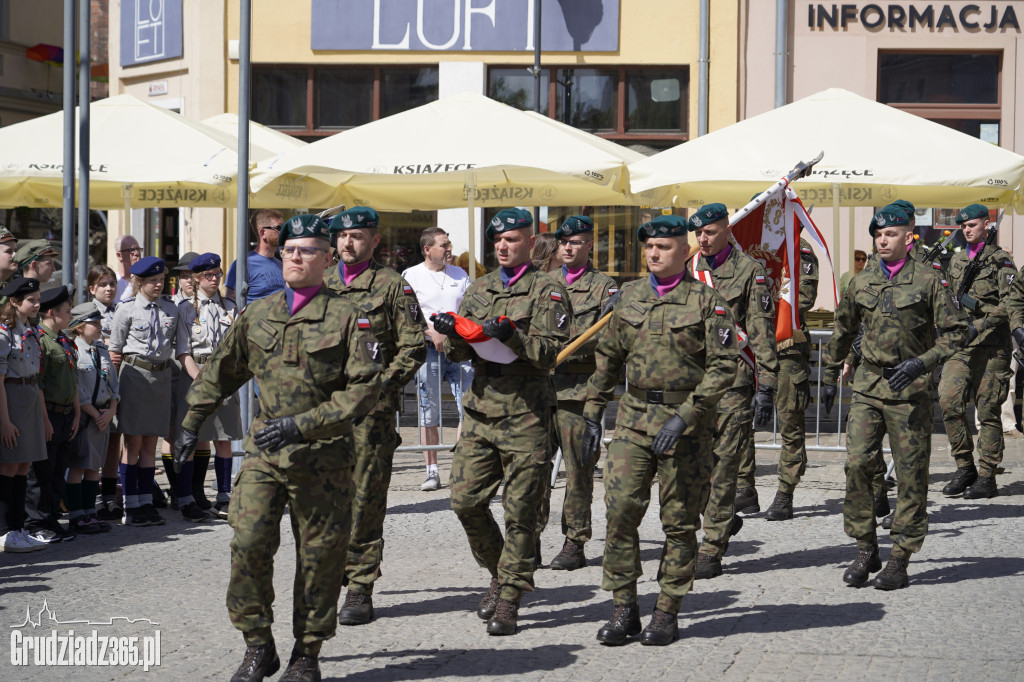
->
<box><xmin>822</xmin><ymin>207</ymin><xmax>971</xmax><ymax>591</ymax></box>
<box><xmin>688</xmin><ymin>203</ymin><xmax>779</xmax><ymax>580</ymax></box>
<box><xmin>433</xmin><ymin>207</ymin><xmax>571</xmax><ymax>636</ymax></box>
<box><xmin>582</xmin><ymin>214</ymin><xmax>737</xmax><ymax>646</ymax></box>
<box><xmin>14</xmin><ymin>239</ymin><xmax>58</xmax><ymax>285</ymax></box>
<box><xmin>175</xmin><ymin>215</ymin><xmax>381</xmax><ymax>682</ymax></box>
<box><xmin>325</xmin><ymin>206</ymin><xmax>426</xmax><ymax>626</ymax></box>
<box><xmin>937</xmin><ymin>203</ymin><xmax>1015</xmax><ymax>500</ymax></box>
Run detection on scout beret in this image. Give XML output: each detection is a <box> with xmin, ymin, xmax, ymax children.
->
<box><xmin>39</xmin><ymin>284</ymin><xmax>72</xmax><ymax>313</ymax></box>
<box><xmin>188</xmin><ymin>252</ymin><xmax>221</xmax><ymax>273</ymax></box>
<box><xmin>279</xmin><ymin>214</ymin><xmax>331</xmax><ymax>245</ymax></box>
<box><xmin>637</xmin><ymin>215</ymin><xmax>690</xmax><ymax>242</ymax></box>
<box><xmin>173</xmin><ymin>252</ymin><xmax>199</xmax><ymax>271</ymax></box>
<box><xmin>0</xmin><ymin>226</ymin><xmax>15</xmax><ymax>244</ymax></box>
<box><xmin>1</xmin><ymin>277</ymin><xmax>39</xmax><ymax>298</ymax></box>
<box><xmin>330</xmin><ymin>206</ymin><xmax>380</xmax><ymax>232</ymax></box>
<box><xmin>486</xmin><ymin>208</ymin><xmax>533</xmax><ymax>242</ymax></box>
<box><xmin>688</xmin><ymin>203</ymin><xmax>729</xmax><ymax>230</ymax></box>
<box><xmin>554</xmin><ymin>215</ymin><xmax>593</xmax><ymax>239</ymax></box>
<box><xmin>69</xmin><ymin>301</ymin><xmax>102</xmax><ymax>327</ymax></box>
<box><xmin>890</xmin><ymin>200</ymin><xmax>915</xmax><ymax>216</ymax></box>
<box><xmin>869</xmin><ymin>207</ymin><xmax>910</xmax><ymax>237</ymax></box>
<box><xmin>130</xmin><ymin>256</ymin><xmax>167</xmax><ymax>278</ymax></box>
<box><xmin>15</xmin><ymin>239</ymin><xmax>59</xmax><ymax>266</ymax></box>
<box><xmin>956</xmin><ymin>204</ymin><xmax>990</xmax><ymax>224</ymax></box>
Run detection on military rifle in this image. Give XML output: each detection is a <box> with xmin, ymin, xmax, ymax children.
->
<box><xmin>922</xmin><ymin>229</ymin><xmax>957</xmax><ymax>263</ymax></box>
<box><xmin>955</xmin><ymin>211</ymin><xmax>1002</xmax><ymax>311</ymax></box>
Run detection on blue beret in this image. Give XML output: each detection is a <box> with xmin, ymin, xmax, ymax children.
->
<box><xmin>869</xmin><ymin>207</ymin><xmax>910</xmax><ymax>237</ymax></box>
<box><xmin>1</xmin><ymin>277</ymin><xmax>39</xmax><ymax>298</ymax></box>
<box><xmin>486</xmin><ymin>208</ymin><xmax>533</xmax><ymax>242</ymax></box>
<box><xmin>890</xmin><ymin>200</ymin><xmax>915</xmax><ymax>216</ymax></box>
<box><xmin>637</xmin><ymin>215</ymin><xmax>690</xmax><ymax>242</ymax></box>
<box><xmin>130</xmin><ymin>256</ymin><xmax>166</xmax><ymax>278</ymax></box>
<box><xmin>688</xmin><ymin>203</ymin><xmax>729</xmax><ymax>230</ymax></box>
<box><xmin>39</xmin><ymin>284</ymin><xmax>72</xmax><ymax>312</ymax></box>
<box><xmin>69</xmin><ymin>301</ymin><xmax>102</xmax><ymax>327</ymax></box>
<box><xmin>956</xmin><ymin>204</ymin><xmax>990</xmax><ymax>224</ymax></box>
<box><xmin>279</xmin><ymin>214</ymin><xmax>331</xmax><ymax>245</ymax></box>
<box><xmin>189</xmin><ymin>252</ymin><xmax>221</xmax><ymax>273</ymax></box>
<box><xmin>330</xmin><ymin>206</ymin><xmax>380</xmax><ymax>232</ymax></box>
<box><xmin>554</xmin><ymin>215</ymin><xmax>593</xmax><ymax>239</ymax></box>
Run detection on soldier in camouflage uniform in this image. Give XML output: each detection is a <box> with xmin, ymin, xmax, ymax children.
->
<box><xmin>688</xmin><ymin>203</ymin><xmax>779</xmax><ymax>580</ymax></box>
<box><xmin>533</xmin><ymin>215</ymin><xmax>618</xmax><ymax>572</ymax></box>
<box><xmin>175</xmin><ymin>215</ymin><xmax>381</xmax><ymax>682</ymax></box>
<box><xmin>433</xmin><ymin>207</ymin><xmax>571</xmax><ymax>637</ymax></box>
<box><xmin>822</xmin><ymin>207</ymin><xmax>970</xmax><ymax>591</ymax></box>
<box><xmin>582</xmin><ymin>214</ymin><xmax>737</xmax><ymax>646</ymax></box>
<box><xmin>325</xmin><ymin>207</ymin><xmax>427</xmax><ymax>627</ymax></box>
<box><xmin>937</xmin><ymin>203</ymin><xmax>1015</xmax><ymax>500</ymax></box>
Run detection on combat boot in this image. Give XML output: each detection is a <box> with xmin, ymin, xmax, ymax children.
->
<box><xmin>477</xmin><ymin>577</ymin><xmax>501</xmax><ymax>620</ymax></box>
<box><xmin>534</xmin><ymin>539</ymin><xmax>543</xmax><ymax>569</ymax></box>
<box><xmin>735</xmin><ymin>487</ymin><xmax>760</xmax><ymax>515</ymax></box>
<box><xmin>549</xmin><ymin>538</ymin><xmax>586</xmax><ymax>571</ymax></box>
<box><xmin>963</xmin><ymin>475</ymin><xmax>997</xmax><ymax>499</ymax></box>
<box><xmin>842</xmin><ymin>545</ymin><xmax>881</xmax><ymax>587</ymax></box>
<box><xmin>640</xmin><ymin>608</ymin><xmax>679</xmax><ymax>646</ymax></box>
<box><xmin>596</xmin><ymin>602</ymin><xmax>641</xmax><ymax>646</ymax></box>
<box><xmin>230</xmin><ymin>641</ymin><xmax>280</xmax><ymax>682</ymax></box>
<box><xmin>942</xmin><ymin>464</ymin><xmax>977</xmax><ymax>497</ymax></box>
<box><xmin>873</xmin><ymin>487</ymin><xmax>890</xmax><ymax>518</ymax></box>
<box><xmin>279</xmin><ymin>649</ymin><xmax>321</xmax><ymax>682</ymax></box>
<box><xmin>337</xmin><ymin>591</ymin><xmax>374</xmax><ymax>626</ymax></box>
<box><xmin>694</xmin><ymin>553</ymin><xmax>722</xmax><ymax>580</ymax></box>
<box><xmin>871</xmin><ymin>555</ymin><xmax>909</xmax><ymax>590</ymax></box>
<box><xmin>881</xmin><ymin>512</ymin><xmax>894</xmax><ymax>530</ymax></box>
<box><xmin>486</xmin><ymin>597</ymin><xmax>519</xmax><ymax>636</ymax></box>
<box><xmin>765</xmin><ymin>491</ymin><xmax>793</xmax><ymax>521</ymax></box>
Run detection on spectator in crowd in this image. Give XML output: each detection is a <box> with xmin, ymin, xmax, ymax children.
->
<box><xmin>839</xmin><ymin>250</ymin><xmax>867</xmax><ymax>298</ymax></box>
<box><xmin>531</xmin><ymin>233</ymin><xmax>562</xmax><ymax>272</ymax></box>
<box><xmin>455</xmin><ymin>251</ymin><xmax>486</xmax><ymax>279</ymax></box>
<box><xmin>225</xmin><ymin>209</ymin><xmax>286</xmax><ymax>302</ymax></box>
<box><xmin>112</xmin><ymin>235</ymin><xmax>142</xmax><ymax>303</ymax></box>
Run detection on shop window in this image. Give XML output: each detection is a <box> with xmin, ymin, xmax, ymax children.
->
<box><xmin>627</xmin><ymin>70</ymin><xmax>686</xmax><ymax>132</ymax></box>
<box><xmin>315</xmin><ymin>69</ymin><xmax>373</xmax><ymax>129</ymax></box>
<box><xmin>555</xmin><ymin>68</ymin><xmax>617</xmax><ymax>131</ymax></box>
<box><xmin>490</xmin><ymin>68</ymin><xmax>550</xmax><ymax>116</ymax></box>
<box><xmin>252</xmin><ymin>69</ymin><xmax>307</xmax><ymax>129</ymax></box>
<box><xmin>381</xmin><ymin>68</ymin><xmax>439</xmax><ymax>118</ymax></box>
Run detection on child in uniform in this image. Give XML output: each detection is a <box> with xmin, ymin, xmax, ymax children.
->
<box><xmin>87</xmin><ymin>264</ymin><xmax>123</xmax><ymax>521</ymax></box>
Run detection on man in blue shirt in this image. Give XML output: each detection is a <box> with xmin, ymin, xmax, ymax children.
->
<box><xmin>225</xmin><ymin>209</ymin><xmax>286</xmax><ymax>302</ymax></box>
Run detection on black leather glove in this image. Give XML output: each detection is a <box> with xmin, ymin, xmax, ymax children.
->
<box><xmin>851</xmin><ymin>331</ymin><xmax>863</xmax><ymax>359</ymax></box>
<box><xmin>652</xmin><ymin>415</ymin><xmax>686</xmax><ymax>455</ymax></box>
<box><xmin>172</xmin><ymin>427</ymin><xmax>198</xmax><ymax>474</ymax></box>
<box><xmin>482</xmin><ymin>316</ymin><xmax>515</xmax><ymax>341</ymax></box>
<box><xmin>753</xmin><ymin>386</ymin><xmax>775</xmax><ymax>428</ymax></box>
<box><xmin>430</xmin><ymin>313</ymin><xmax>460</xmax><ymax>339</ymax></box>
<box><xmin>253</xmin><ymin>417</ymin><xmax>302</xmax><ymax>452</ymax></box>
<box><xmin>581</xmin><ymin>417</ymin><xmax>603</xmax><ymax>471</ymax></box>
<box><xmin>888</xmin><ymin>357</ymin><xmax>926</xmax><ymax>392</ymax></box>
<box><xmin>1012</xmin><ymin>327</ymin><xmax>1024</xmax><ymax>348</ymax></box>
<box><xmin>821</xmin><ymin>384</ymin><xmax>837</xmax><ymax>416</ymax></box>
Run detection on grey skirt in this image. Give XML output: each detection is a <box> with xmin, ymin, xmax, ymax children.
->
<box><xmin>175</xmin><ymin>369</ymin><xmax>243</xmax><ymax>441</ymax></box>
<box><xmin>0</xmin><ymin>383</ymin><xmax>47</xmax><ymax>464</ymax></box>
<box><xmin>68</xmin><ymin>416</ymin><xmax>110</xmax><ymax>470</ymax></box>
<box><xmin>114</xmin><ymin>363</ymin><xmax>173</xmax><ymax>436</ymax></box>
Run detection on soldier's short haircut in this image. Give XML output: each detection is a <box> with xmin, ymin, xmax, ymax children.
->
<box><xmin>420</xmin><ymin>227</ymin><xmax>448</xmax><ymax>254</ymax></box>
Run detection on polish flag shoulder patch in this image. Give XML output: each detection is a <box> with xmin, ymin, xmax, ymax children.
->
<box><xmin>940</xmin><ymin>279</ymin><xmax>949</xmax><ymax>287</ymax></box>
<box><xmin>932</xmin><ymin>262</ymin><xmax>942</xmax><ymax>269</ymax></box>
<box><xmin>801</xmin><ymin>247</ymin><xmax>812</xmax><ymax>254</ymax></box>
<box><xmin>609</xmin><ymin>288</ymin><xmax>619</xmax><ymax>296</ymax></box>
<box><xmin>550</xmin><ymin>291</ymin><xmax>563</xmax><ymax>302</ymax></box>
<box><xmin>755</xmin><ymin>275</ymin><xmax>766</xmax><ymax>285</ymax></box>
<box><xmin>403</xmin><ymin>284</ymin><xmax>413</xmax><ymax>296</ymax></box>
<box><xmin>357</xmin><ymin>318</ymin><xmax>371</xmax><ymax>330</ymax></box>
<box><xmin>714</xmin><ymin>305</ymin><xmax>727</xmax><ymax>316</ymax></box>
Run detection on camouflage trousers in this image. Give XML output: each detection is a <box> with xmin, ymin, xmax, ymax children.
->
<box><xmin>227</xmin><ymin>450</ymin><xmax>354</xmax><ymax>654</ymax></box>
<box><xmin>344</xmin><ymin>413</ymin><xmax>401</xmax><ymax>595</ymax></box>
<box><xmin>536</xmin><ymin>400</ymin><xmax>598</xmax><ymax>544</ymax></box>
<box><xmin>603</xmin><ymin>423</ymin><xmax>713</xmax><ymax>615</ymax></box>
<box><xmin>938</xmin><ymin>346</ymin><xmax>1012</xmax><ymax>477</ymax></box>
<box><xmin>844</xmin><ymin>392</ymin><xmax>932</xmax><ymax>557</ymax></box>
<box><xmin>774</xmin><ymin>348</ymin><xmax>811</xmax><ymax>493</ymax></box>
<box><xmin>450</xmin><ymin>406</ymin><xmax>553</xmax><ymax>601</ymax></box>
<box><xmin>700</xmin><ymin>386</ymin><xmax>754</xmax><ymax>559</ymax></box>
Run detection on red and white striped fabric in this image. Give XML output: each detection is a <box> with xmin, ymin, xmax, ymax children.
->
<box><xmin>445</xmin><ymin>312</ymin><xmax>519</xmax><ymax>364</ymax></box>
<box><xmin>691</xmin><ymin>253</ymin><xmax>758</xmax><ymax>383</ymax></box>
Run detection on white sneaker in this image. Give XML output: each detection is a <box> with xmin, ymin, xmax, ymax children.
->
<box><xmin>19</xmin><ymin>530</ymin><xmax>47</xmax><ymax>551</ymax></box>
<box><xmin>3</xmin><ymin>530</ymin><xmax>42</xmax><ymax>553</ymax></box>
<box><xmin>420</xmin><ymin>472</ymin><xmax>440</xmax><ymax>492</ymax></box>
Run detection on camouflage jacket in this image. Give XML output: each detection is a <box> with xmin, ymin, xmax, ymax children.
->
<box><xmin>1004</xmin><ymin>264</ymin><xmax>1024</xmax><ymax>332</ymax></box>
<box><xmin>583</xmin><ymin>276</ymin><xmax>738</xmax><ymax>440</ymax></box>
<box><xmin>781</xmin><ymin>238</ymin><xmax>820</xmax><ymax>358</ymax></box>
<box><xmin>945</xmin><ymin>245</ymin><xmax>1015</xmax><ymax>349</ymax></box>
<box><xmin>693</xmin><ymin>245</ymin><xmax>779</xmax><ymax>390</ymax></box>
<box><xmin>552</xmin><ymin>263</ymin><xmax>618</xmax><ymax>402</ymax></box>
<box><xmin>183</xmin><ymin>286</ymin><xmax>381</xmax><ymax>469</ymax></box>
<box><xmin>823</xmin><ymin>257</ymin><xmax>970</xmax><ymax>399</ymax></box>
<box><xmin>445</xmin><ymin>265</ymin><xmax>571</xmax><ymax>418</ymax></box>
<box><xmin>325</xmin><ymin>261</ymin><xmax>426</xmax><ymax>415</ymax></box>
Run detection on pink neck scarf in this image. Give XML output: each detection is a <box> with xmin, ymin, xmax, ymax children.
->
<box><xmin>289</xmin><ymin>285</ymin><xmax>321</xmax><ymax>315</ymax></box>
<box><xmin>969</xmin><ymin>242</ymin><xmax>985</xmax><ymax>260</ymax></box>
<box><xmin>564</xmin><ymin>264</ymin><xmax>587</xmax><ymax>285</ymax></box>
<box><xmin>341</xmin><ymin>261</ymin><xmax>370</xmax><ymax>285</ymax></box>
<box><xmin>652</xmin><ymin>271</ymin><xmax>686</xmax><ymax>297</ymax></box>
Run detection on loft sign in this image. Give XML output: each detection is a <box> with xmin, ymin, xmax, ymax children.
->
<box><xmin>807</xmin><ymin>3</ymin><xmax>1020</xmax><ymax>31</ymax></box>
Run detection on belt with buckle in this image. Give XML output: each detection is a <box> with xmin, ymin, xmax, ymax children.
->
<box><xmin>477</xmin><ymin>361</ymin><xmax>551</xmax><ymax>378</ymax></box>
<box><xmin>626</xmin><ymin>385</ymin><xmax>691</xmax><ymax>405</ymax></box>
<box><xmin>124</xmin><ymin>355</ymin><xmax>170</xmax><ymax>372</ymax></box>
<box><xmin>45</xmin><ymin>402</ymin><xmax>74</xmax><ymax>415</ymax></box>
<box><xmin>862</xmin><ymin>361</ymin><xmax>898</xmax><ymax>380</ymax></box>
<box><xmin>4</xmin><ymin>376</ymin><xmax>37</xmax><ymax>386</ymax></box>
<box><xmin>194</xmin><ymin>355</ymin><xmax>212</xmax><ymax>365</ymax></box>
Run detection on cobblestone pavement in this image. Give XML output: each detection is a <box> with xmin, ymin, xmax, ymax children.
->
<box><xmin>2</xmin><ymin>430</ymin><xmax>1023</xmax><ymax>680</ymax></box>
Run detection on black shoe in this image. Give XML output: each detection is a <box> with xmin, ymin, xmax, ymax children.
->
<box><xmin>141</xmin><ymin>504</ymin><xmax>165</xmax><ymax>526</ymax></box>
<box><xmin>885</xmin><ymin>475</ymin><xmax>896</xmax><ymax>490</ymax></box>
<box><xmin>640</xmin><ymin>608</ymin><xmax>679</xmax><ymax>646</ymax></box>
<box><xmin>873</xmin><ymin>488</ymin><xmax>890</xmax><ymax>518</ymax></box>
<box><xmin>230</xmin><ymin>641</ymin><xmax>280</xmax><ymax>682</ymax></box>
<box><xmin>122</xmin><ymin>508</ymin><xmax>149</xmax><ymax>527</ymax></box>
<box><xmin>96</xmin><ymin>500</ymin><xmax>123</xmax><ymax>521</ymax></box>
<box><xmin>549</xmin><ymin>538</ymin><xmax>586</xmax><ymax>571</ymax></box>
<box><xmin>596</xmin><ymin>602</ymin><xmax>641</xmax><ymax>646</ymax></box>
<box><xmin>942</xmin><ymin>464</ymin><xmax>978</xmax><ymax>497</ymax></box>
<box><xmin>337</xmin><ymin>590</ymin><xmax>374</xmax><ymax>625</ymax></box>
<box><xmin>534</xmin><ymin>539</ymin><xmax>543</xmax><ymax>569</ymax></box>
<box><xmin>842</xmin><ymin>545</ymin><xmax>881</xmax><ymax>587</ymax></box>
<box><xmin>192</xmin><ymin>486</ymin><xmax>213</xmax><ymax>511</ymax></box>
<box><xmin>871</xmin><ymin>555</ymin><xmax>910</xmax><ymax>590</ymax></box>
<box><xmin>181</xmin><ymin>502</ymin><xmax>211</xmax><ymax>523</ymax></box>
<box><xmin>694</xmin><ymin>553</ymin><xmax>722</xmax><ymax>580</ymax></box>
<box><xmin>729</xmin><ymin>514</ymin><xmax>743</xmax><ymax>537</ymax></box>
<box><xmin>69</xmin><ymin>515</ymin><xmax>103</xmax><ymax>535</ymax></box>
<box><xmin>881</xmin><ymin>512</ymin><xmax>894</xmax><ymax>530</ymax></box>
<box><xmin>279</xmin><ymin>649</ymin><xmax>321</xmax><ymax>682</ymax></box>
<box><xmin>477</xmin><ymin>577</ymin><xmax>501</xmax><ymax>620</ymax></box>
<box><xmin>151</xmin><ymin>484</ymin><xmax>168</xmax><ymax>509</ymax></box>
<box><xmin>214</xmin><ymin>500</ymin><xmax>231</xmax><ymax>519</ymax></box>
<box><xmin>963</xmin><ymin>475</ymin><xmax>998</xmax><ymax>500</ymax></box>
<box><xmin>46</xmin><ymin>519</ymin><xmax>75</xmax><ymax>542</ymax></box>
<box><xmin>765</xmin><ymin>491</ymin><xmax>794</xmax><ymax>521</ymax></box>
<box><xmin>735</xmin><ymin>487</ymin><xmax>760</xmax><ymax>515</ymax></box>
<box><xmin>486</xmin><ymin>598</ymin><xmax>519</xmax><ymax>636</ymax></box>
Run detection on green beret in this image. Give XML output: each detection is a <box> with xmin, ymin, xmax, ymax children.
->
<box><xmin>687</xmin><ymin>203</ymin><xmax>729</xmax><ymax>230</ymax></box>
<box><xmin>15</xmin><ymin>239</ymin><xmax>59</xmax><ymax>267</ymax></box>
<box><xmin>869</xmin><ymin>207</ymin><xmax>910</xmax><ymax>237</ymax></box>
<box><xmin>956</xmin><ymin>204</ymin><xmax>990</xmax><ymax>225</ymax></box>
<box><xmin>486</xmin><ymin>208</ymin><xmax>533</xmax><ymax>242</ymax></box>
<box><xmin>330</xmin><ymin>206</ymin><xmax>380</xmax><ymax>232</ymax></box>
<box><xmin>278</xmin><ymin>214</ymin><xmax>331</xmax><ymax>245</ymax></box>
<box><xmin>637</xmin><ymin>215</ymin><xmax>690</xmax><ymax>242</ymax></box>
<box><xmin>554</xmin><ymin>215</ymin><xmax>593</xmax><ymax>239</ymax></box>
<box><xmin>890</xmin><ymin>200</ymin><xmax>915</xmax><ymax>216</ymax></box>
